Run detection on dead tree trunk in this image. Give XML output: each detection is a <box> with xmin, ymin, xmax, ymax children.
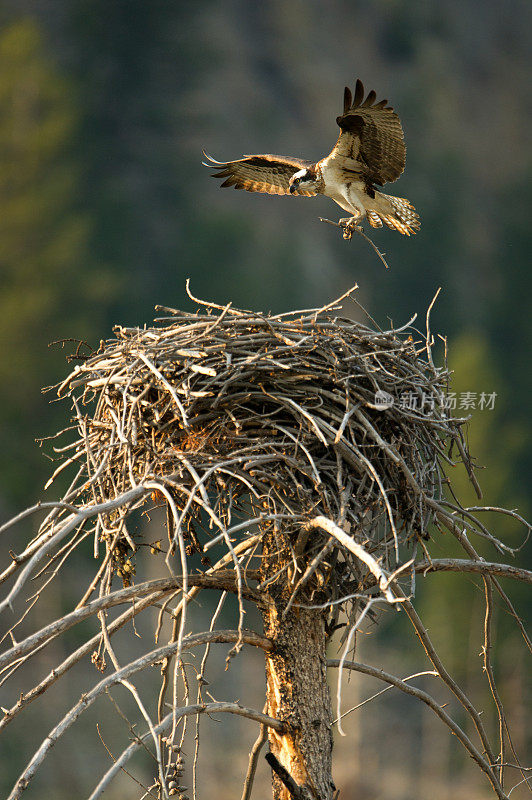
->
<box><xmin>261</xmin><ymin>527</ymin><xmax>334</xmax><ymax>800</ymax></box>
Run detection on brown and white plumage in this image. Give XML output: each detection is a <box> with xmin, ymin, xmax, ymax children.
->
<box><xmin>203</xmin><ymin>154</ymin><xmax>318</xmax><ymax>196</ymax></box>
<box><xmin>333</xmin><ymin>80</ymin><xmax>405</xmax><ymax>185</ymax></box>
<box><xmin>204</xmin><ymin>79</ymin><xmax>420</xmax><ymax>235</ymax></box>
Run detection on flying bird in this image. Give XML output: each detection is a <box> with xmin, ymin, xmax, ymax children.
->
<box><xmin>204</xmin><ymin>79</ymin><xmax>420</xmax><ymax>237</ymax></box>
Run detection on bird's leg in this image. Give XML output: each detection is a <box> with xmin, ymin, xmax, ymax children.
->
<box><xmin>338</xmin><ymin>213</ymin><xmax>364</xmax><ymax>240</ymax></box>
<box><xmin>318</xmin><ymin>215</ymin><xmax>390</xmax><ymax>268</ymax></box>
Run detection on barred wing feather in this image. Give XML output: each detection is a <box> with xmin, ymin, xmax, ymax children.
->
<box><xmin>203</xmin><ymin>153</ymin><xmax>316</xmax><ymax>196</ymax></box>
<box><xmin>333</xmin><ymin>79</ymin><xmax>406</xmax><ymax>185</ymax></box>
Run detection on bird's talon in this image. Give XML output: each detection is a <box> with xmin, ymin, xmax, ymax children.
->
<box><xmin>339</xmin><ymin>217</ymin><xmax>363</xmax><ymax>240</ymax></box>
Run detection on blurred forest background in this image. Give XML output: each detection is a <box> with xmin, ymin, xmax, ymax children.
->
<box><xmin>0</xmin><ymin>1</ymin><xmax>530</xmax><ymax>798</ymax></box>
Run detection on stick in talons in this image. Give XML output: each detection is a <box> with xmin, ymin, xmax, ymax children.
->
<box><xmin>319</xmin><ymin>217</ymin><xmax>390</xmax><ymax>269</ymax></box>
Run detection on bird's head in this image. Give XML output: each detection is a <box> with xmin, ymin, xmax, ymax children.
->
<box><xmin>289</xmin><ymin>167</ymin><xmax>317</xmax><ymax>194</ymax></box>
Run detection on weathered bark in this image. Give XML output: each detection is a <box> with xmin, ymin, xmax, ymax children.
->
<box><xmin>261</xmin><ymin>528</ymin><xmax>334</xmax><ymax>800</ymax></box>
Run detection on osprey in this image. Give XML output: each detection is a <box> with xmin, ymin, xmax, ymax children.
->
<box><xmin>204</xmin><ymin>79</ymin><xmax>419</xmax><ymax>236</ymax></box>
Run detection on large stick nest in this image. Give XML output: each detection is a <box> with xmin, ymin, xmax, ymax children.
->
<box><xmin>53</xmin><ymin>288</ymin><xmax>475</xmax><ymax>602</ymax></box>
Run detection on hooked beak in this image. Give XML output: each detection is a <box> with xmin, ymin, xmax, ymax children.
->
<box><xmin>289</xmin><ymin>184</ymin><xmax>297</xmax><ymax>194</ymax></box>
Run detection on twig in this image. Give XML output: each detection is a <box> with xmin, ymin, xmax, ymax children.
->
<box><xmin>328</xmin><ymin>658</ymin><xmax>509</xmax><ymax>800</ymax></box>
<box><xmin>265</xmin><ymin>752</ymin><xmax>307</xmax><ymax>800</ymax></box>
<box><xmin>240</xmin><ymin>710</ymin><xmax>268</xmax><ymax>800</ymax></box>
<box><xmin>318</xmin><ymin>217</ymin><xmax>390</xmax><ymax>269</ymax></box>
<box><xmin>335</xmin><ymin>599</ymin><xmax>391</xmax><ymax>736</ymax></box>
<box><xmin>88</xmin><ymin>703</ymin><xmax>285</xmax><ymax>800</ymax></box>
<box><xmin>0</xmin><ymin>590</ymin><xmax>166</xmax><ymax>731</ymax></box>
<box><xmin>414</xmin><ymin>558</ymin><xmax>532</xmax><ymax>584</ymax></box>
<box><xmin>7</xmin><ymin>632</ymin><xmax>273</xmax><ymax>799</ymax></box>
<box><xmin>0</xmin><ymin>574</ymin><xmax>263</xmax><ymax>674</ymax></box>
<box><xmin>0</xmin><ymin>486</ymin><xmax>148</xmax><ymax>614</ymax></box>
<box><xmin>393</xmin><ymin>584</ymin><xmax>498</xmax><ymax>774</ymax></box>
<box><xmin>333</xmin><ymin>669</ymin><xmax>438</xmax><ymax>721</ymax></box>
<box><xmin>304</xmin><ymin>516</ymin><xmax>402</xmax><ymax>605</ymax></box>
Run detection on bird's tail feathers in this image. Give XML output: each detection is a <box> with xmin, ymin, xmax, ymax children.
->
<box><xmin>368</xmin><ymin>193</ymin><xmax>420</xmax><ymax>236</ymax></box>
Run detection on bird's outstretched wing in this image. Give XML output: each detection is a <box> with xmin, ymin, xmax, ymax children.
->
<box><xmin>331</xmin><ymin>79</ymin><xmax>406</xmax><ymax>185</ymax></box>
<box><xmin>203</xmin><ymin>153</ymin><xmax>316</xmax><ymax>196</ymax></box>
